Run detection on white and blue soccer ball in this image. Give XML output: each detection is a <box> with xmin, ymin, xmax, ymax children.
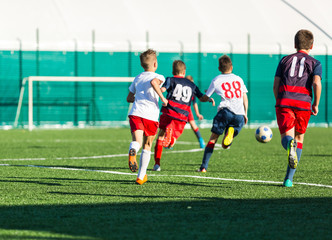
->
<box><xmin>255</xmin><ymin>126</ymin><xmax>273</xmax><ymax>143</ymax></box>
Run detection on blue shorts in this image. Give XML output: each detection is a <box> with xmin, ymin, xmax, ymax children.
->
<box><xmin>211</xmin><ymin>108</ymin><xmax>245</xmax><ymax>136</ymax></box>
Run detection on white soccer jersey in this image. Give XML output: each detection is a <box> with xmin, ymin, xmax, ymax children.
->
<box><xmin>128</xmin><ymin>71</ymin><xmax>165</xmax><ymax>122</ymax></box>
<box><xmin>206</xmin><ymin>73</ymin><xmax>248</xmax><ymax>115</ymax></box>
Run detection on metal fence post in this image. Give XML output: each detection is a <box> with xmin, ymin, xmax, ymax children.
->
<box><xmin>247</xmin><ymin>33</ymin><xmax>251</xmax><ymax>126</ymax></box>
<box><xmin>36</xmin><ymin>28</ymin><xmax>40</xmax><ymax>127</ymax></box>
<box><xmin>74</xmin><ymin>39</ymin><xmax>79</xmax><ymax>126</ymax></box>
<box><xmin>198</xmin><ymin>32</ymin><xmax>202</xmax><ymax>111</ymax></box>
<box><xmin>228</xmin><ymin>42</ymin><xmax>233</xmax><ymax>61</ymax></box>
<box><xmin>325</xmin><ymin>44</ymin><xmax>329</xmax><ymax>126</ymax></box>
<box><xmin>128</xmin><ymin>40</ymin><xmax>132</xmax><ymax>77</ymax></box>
<box><xmin>146</xmin><ymin>31</ymin><xmax>149</xmax><ymax>49</ymax></box>
<box><xmin>277</xmin><ymin>42</ymin><xmax>282</xmax><ymax>61</ymax></box>
<box><xmin>179</xmin><ymin>41</ymin><xmax>184</xmax><ymax>61</ymax></box>
<box><xmin>91</xmin><ymin>30</ymin><xmax>96</xmax><ymax>125</ymax></box>
<box><xmin>17</xmin><ymin>38</ymin><xmax>23</xmax><ymax>127</ymax></box>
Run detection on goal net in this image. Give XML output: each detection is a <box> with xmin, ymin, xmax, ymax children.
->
<box><xmin>14</xmin><ymin>76</ymin><xmax>134</xmax><ymax>130</ymax></box>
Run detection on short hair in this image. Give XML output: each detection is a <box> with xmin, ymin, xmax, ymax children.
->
<box><xmin>186</xmin><ymin>75</ymin><xmax>194</xmax><ymax>82</ymax></box>
<box><xmin>295</xmin><ymin>29</ymin><xmax>314</xmax><ymax>50</ymax></box>
<box><xmin>172</xmin><ymin>60</ymin><xmax>186</xmax><ymax>75</ymax></box>
<box><xmin>140</xmin><ymin>49</ymin><xmax>157</xmax><ymax>70</ymax></box>
<box><xmin>218</xmin><ymin>55</ymin><xmax>232</xmax><ymax>73</ymax></box>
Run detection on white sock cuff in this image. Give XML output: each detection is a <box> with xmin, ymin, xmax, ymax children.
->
<box><xmin>129</xmin><ymin>141</ymin><xmax>140</xmax><ymax>153</ymax></box>
<box><xmin>141</xmin><ymin>149</ymin><xmax>151</xmax><ymax>155</ymax></box>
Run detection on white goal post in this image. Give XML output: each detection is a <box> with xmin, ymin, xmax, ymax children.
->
<box><xmin>14</xmin><ymin>76</ymin><xmax>134</xmax><ymax>131</ymax></box>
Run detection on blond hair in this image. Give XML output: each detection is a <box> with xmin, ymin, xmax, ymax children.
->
<box><xmin>172</xmin><ymin>60</ymin><xmax>186</xmax><ymax>75</ymax></box>
<box><xmin>140</xmin><ymin>49</ymin><xmax>157</xmax><ymax>70</ymax></box>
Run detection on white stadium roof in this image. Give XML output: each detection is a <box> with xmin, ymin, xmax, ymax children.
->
<box><xmin>0</xmin><ymin>0</ymin><xmax>331</xmax><ymax>54</ymax></box>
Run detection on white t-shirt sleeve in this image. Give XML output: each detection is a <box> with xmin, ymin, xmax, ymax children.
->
<box><xmin>205</xmin><ymin>78</ymin><xmax>217</xmax><ymax>97</ymax></box>
<box><xmin>155</xmin><ymin>74</ymin><xmax>165</xmax><ymax>85</ymax></box>
<box><xmin>241</xmin><ymin>79</ymin><xmax>248</xmax><ymax>93</ymax></box>
<box><xmin>129</xmin><ymin>78</ymin><xmax>137</xmax><ymax>94</ymax></box>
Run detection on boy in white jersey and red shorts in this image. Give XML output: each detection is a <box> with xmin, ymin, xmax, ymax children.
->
<box><xmin>197</xmin><ymin>55</ymin><xmax>248</xmax><ymax>172</ymax></box>
<box><xmin>126</xmin><ymin>49</ymin><xmax>168</xmax><ymax>185</ymax></box>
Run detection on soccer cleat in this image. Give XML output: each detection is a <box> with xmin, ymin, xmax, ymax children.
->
<box><xmin>162</xmin><ymin>128</ymin><xmax>173</xmax><ymax>148</ymax></box>
<box><xmin>153</xmin><ymin>164</ymin><xmax>161</xmax><ymax>171</ymax></box>
<box><xmin>222</xmin><ymin>127</ymin><xmax>234</xmax><ymax>149</ymax></box>
<box><xmin>136</xmin><ymin>174</ymin><xmax>148</xmax><ymax>185</ymax></box>
<box><xmin>199</xmin><ymin>137</ymin><xmax>205</xmax><ymax>148</ymax></box>
<box><xmin>196</xmin><ymin>168</ymin><xmax>207</xmax><ymax>173</ymax></box>
<box><xmin>128</xmin><ymin>148</ymin><xmax>138</xmax><ymax>172</ymax></box>
<box><xmin>283</xmin><ymin>179</ymin><xmax>293</xmax><ymax>187</ymax></box>
<box><xmin>287</xmin><ymin>139</ymin><xmax>298</xmax><ymax>169</ymax></box>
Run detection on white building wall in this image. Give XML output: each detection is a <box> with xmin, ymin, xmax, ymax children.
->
<box><xmin>0</xmin><ymin>0</ymin><xmax>331</xmax><ymax>54</ymax></box>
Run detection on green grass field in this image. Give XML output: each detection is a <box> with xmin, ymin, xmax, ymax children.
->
<box><xmin>0</xmin><ymin>127</ymin><xmax>331</xmax><ymax>239</ymax></box>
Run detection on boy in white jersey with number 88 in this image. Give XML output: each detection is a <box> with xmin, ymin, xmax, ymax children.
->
<box><xmin>126</xmin><ymin>49</ymin><xmax>168</xmax><ymax>185</ymax></box>
<box><xmin>197</xmin><ymin>55</ymin><xmax>248</xmax><ymax>172</ymax></box>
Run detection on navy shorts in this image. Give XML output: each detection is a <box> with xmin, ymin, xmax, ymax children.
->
<box><xmin>211</xmin><ymin>108</ymin><xmax>245</xmax><ymax>136</ymax></box>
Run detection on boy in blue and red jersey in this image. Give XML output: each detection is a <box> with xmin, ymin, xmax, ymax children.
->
<box><xmin>273</xmin><ymin>29</ymin><xmax>322</xmax><ymax>187</ymax></box>
<box><xmin>153</xmin><ymin>60</ymin><xmax>215</xmax><ymax>171</ymax></box>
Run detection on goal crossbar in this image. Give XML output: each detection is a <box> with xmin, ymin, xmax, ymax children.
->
<box><xmin>14</xmin><ymin>76</ymin><xmax>134</xmax><ymax>130</ymax></box>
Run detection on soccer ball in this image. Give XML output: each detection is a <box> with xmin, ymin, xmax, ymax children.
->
<box><xmin>255</xmin><ymin>126</ymin><xmax>273</xmax><ymax>143</ymax></box>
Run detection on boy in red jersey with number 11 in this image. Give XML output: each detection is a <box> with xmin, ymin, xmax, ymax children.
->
<box><xmin>273</xmin><ymin>29</ymin><xmax>322</xmax><ymax>187</ymax></box>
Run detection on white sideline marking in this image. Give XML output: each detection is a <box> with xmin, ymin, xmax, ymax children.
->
<box><xmin>0</xmin><ymin>148</ymin><xmax>207</xmax><ymax>161</ymax></box>
<box><xmin>0</xmin><ymin>163</ymin><xmax>331</xmax><ymax>189</ymax></box>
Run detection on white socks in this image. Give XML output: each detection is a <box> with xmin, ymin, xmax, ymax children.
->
<box><xmin>137</xmin><ymin>149</ymin><xmax>151</xmax><ymax>180</ymax></box>
<box><xmin>129</xmin><ymin>141</ymin><xmax>140</xmax><ymax>154</ymax></box>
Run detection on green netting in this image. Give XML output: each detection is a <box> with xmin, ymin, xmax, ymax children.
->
<box><xmin>0</xmin><ymin>50</ymin><xmax>331</xmax><ymax>128</ymax></box>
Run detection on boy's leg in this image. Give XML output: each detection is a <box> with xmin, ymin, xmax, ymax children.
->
<box><xmin>199</xmin><ymin>133</ymin><xmax>219</xmax><ymax>171</ymax></box>
<box><xmin>198</xmin><ymin>109</ymin><xmax>226</xmax><ymax>172</ymax></box>
<box><xmin>222</xmin><ymin>127</ymin><xmax>234</xmax><ymax>149</ymax></box>
<box><xmin>277</xmin><ymin>109</ymin><xmax>311</xmax><ymax>187</ymax></box>
<box><xmin>128</xmin><ymin>130</ymin><xmax>143</xmax><ymax>172</ymax></box>
<box><xmin>189</xmin><ymin>120</ymin><xmax>205</xmax><ymax>148</ymax></box>
<box><xmin>153</xmin><ymin>129</ymin><xmax>165</xmax><ymax>171</ymax></box>
<box><xmin>137</xmin><ymin>135</ymin><xmax>155</xmax><ymax>184</ymax></box>
<box><xmin>222</xmin><ymin>114</ymin><xmax>245</xmax><ymax>149</ymax></box>
<box><xmin>284</xmin><ymin>129</ymin><xmax>306</xmax><ymax>187</ymax></box>
<box><xmin>284</xmin><ymin>140</ymin><xmax>303</xmax><ymax>186</ymax></box>
<box><xmin>128</xmin><ymin>116</ymin><xmax>145</xmax><ymax>172</ymax></box>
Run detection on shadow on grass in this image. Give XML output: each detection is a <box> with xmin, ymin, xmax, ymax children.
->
<box><xmin>0</xmin><ymin>197</ymin><xmax>330</xmax><ymax>240</ymax></box>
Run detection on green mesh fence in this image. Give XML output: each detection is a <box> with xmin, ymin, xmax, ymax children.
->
<box><xmin>1</xmin><ymin>50</ymin><xmax>331</xmax><ymax>128</ymax></box>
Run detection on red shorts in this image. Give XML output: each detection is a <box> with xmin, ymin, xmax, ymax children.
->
<box><xmin>275</xmin><ymin>107</ymin><xmax>311</xmax><ymax>134</ymax></box>
<box><xmin>159</xmin><ymin>113</ymin><xmax>187</xmax><ymax>139</ymax></box>
<box><xmin>129</xmin><ymin>115</ymin><xmax>159</xmax><ymax>136</ymax></box>
<box><xmin>188</xmin><ymin>108</ymin><xmax>194</xmax><ymax>121</ymax></box>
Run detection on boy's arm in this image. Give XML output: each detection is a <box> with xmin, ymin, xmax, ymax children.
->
<box><xmin>151</xmin><ymin>78</ymin><xmax>168</xmax><ymax>106</ymax></box>
<box><xmin>193</xmin><ymin>103</ymin><xmax>203</xmax><ymax>120</ymax></box>
<box><xmin>312</xmin><ymin>75</ymin><xmax>322</xmax><ymax>116</ymax></box>
<box><xmin>242</xmin><ymin>92</ymin><xmax>248</xmax><ymax>124</ymax></box>
<box><xmin>127</xmin><ymin>92</ymin><xmax>135</xmax><ymax>103</ymax></box>
<box><xmin>199</xmin><ymin>95</ymin><xmax>215</xmax><ymax>106</ymax></box>
<box><xmin>273</xmin><ymin>76</ymin><xmax>281</xmax><ymax>100</ymax></box>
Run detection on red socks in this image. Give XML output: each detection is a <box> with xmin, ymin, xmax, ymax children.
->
<box><xmin>154</xmin><ymin>139</ymin><xmax>163</xmax><ymax>165</ymax></box>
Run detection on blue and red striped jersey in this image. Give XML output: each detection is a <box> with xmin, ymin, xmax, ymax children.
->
<box><xmin>161</xmin><ymin>76</ymin><xmax>204</xmax><ymax>122</ymax></box>
<box><xmin>275</xmin><ymin>51</ymin><xmax>322</xmax><ymax>111</ymax></box>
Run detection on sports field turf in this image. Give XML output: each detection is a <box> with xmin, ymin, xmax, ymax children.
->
<box><xmin>0</xmin><ymin>127</ymin><xmax>331</xmax><ymax>239</ymax></box>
